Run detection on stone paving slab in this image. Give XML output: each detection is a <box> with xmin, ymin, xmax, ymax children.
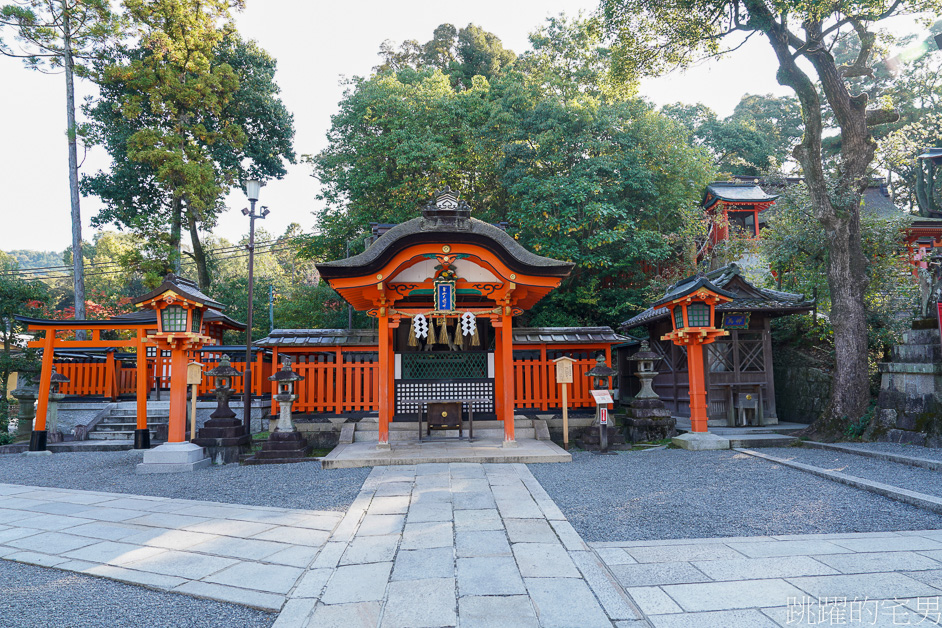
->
<box><xmin>593</xmin><ymin>529</ymin><xmax>942</xmax><ymax>626</ymax></box>
<box><xmin>280</xmin><ymin>462</ymin><xmax>642</xmax><ymax>627</ymax></box>
<box><xmin>0</xmin><ymin>482</ymin><xmax>344</xmax><ymax>612</ymax></box>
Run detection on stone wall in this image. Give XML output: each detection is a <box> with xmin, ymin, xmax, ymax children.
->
<box><xmin>773</xmin><ymin>356</ymin><xmax>831</xmax><ymax>424</ymax></box>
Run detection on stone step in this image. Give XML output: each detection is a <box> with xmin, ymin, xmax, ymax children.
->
<box><xmin>353</xmin><ymin>427</ymin><xmax>536</xmax><ymax>442</ymax></box>
<box><xmin>891</xmin><ymin>342</ymin><xmax>942</xmax><ymax>363</ymax></box>
<box><xmin>727</xmin><ymin>434</ymin><xmax>798</xmax><ymax>448</ymax></box>
<box><xmin>88</xmin><ymin>430</ymin><xmax>157</xmax><ymax>440</ymax></box>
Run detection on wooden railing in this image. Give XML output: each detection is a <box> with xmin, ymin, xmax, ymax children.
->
<box><xmin>56</xmin><ymin>350</ymin><xmax>273</xmax><ymax>400</ymax></box>
<box><xmin>54</xmin><ymin>347</ymin><xmax>607</xmax><ymax>413</ymax></box>
<box><xmin>288</xmin><ymin>353</ymin><xmax>379</xmax><ymax>414</ymax></box>
<box><xmin>513</xmin><ymin>355</ymin><xmax>600</xmax><ymax>410</ymax></box>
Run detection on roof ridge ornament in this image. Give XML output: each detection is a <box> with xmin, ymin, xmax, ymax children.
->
<box><xmin>421</xmin><ymin>187</ymin><xmax>472</xmax><ymax>232</ymax></box>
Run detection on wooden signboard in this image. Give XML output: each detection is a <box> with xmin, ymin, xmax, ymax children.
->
<box><xmin>186</xmin><ymin>362</ymin><xmax>203</xmax><ymax>441</ymax></box>
<box><xmin>552</xmin><ymin>356</ymin><xmax>576</xmax><ymax>450</ymax></box>
<box><xmin>554</xmin><ymin>357</ymin><xmax>574</xmax><ymax>384</ymax></box>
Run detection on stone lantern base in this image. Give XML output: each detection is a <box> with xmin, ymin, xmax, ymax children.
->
<box><xmin>624</xmin><ymin>398</ymin><xmax>676</xmax><ymax>443</ymax></box>
<box><xmin>242</xmin><ymin>430</ymin><xmax>313</xmax><ymax>466</ymax></box>
<box><xmin>193</xmin><ymin>417</ymin><xmax>251</xmax><ymax>465</ymax></box>
<box><xmin>136</xmin><ymin>442</ymin><xmax>211</xmax><ymax>473</ymax></box>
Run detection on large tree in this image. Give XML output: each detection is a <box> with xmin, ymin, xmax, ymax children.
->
<box><xmin>310</xmin><ymin>18</ymin><xmax>715</xmax><ymax>327</ymax></box>
<box><xmin>602</xmin><ymin>0</ymin><xmax>934</xmax><ymax>432</ymax></box>
<box><xmin>1</xmin><ymin>0</ymin><xmax>123</xmax><ymax>325</ymax></box>
<box><xmin>83</xmin><ymin>11</ymin><xmax>294</xmax><ymax>288</ymax></box>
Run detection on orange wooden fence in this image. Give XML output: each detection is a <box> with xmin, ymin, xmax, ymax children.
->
<box><xmin>513</xmin><ymin>355</ymin><xmax>600</xmax><ymax>410</ymax></box>
<box><xmin>55</xmin><ymin>351</ymin><xmax>273</xmax><ymax>400</ymax></box>
<box><xmin>289</xmin><ymin>355</ymin><xmax>379</xmax><ymax>414</ymax></box>
<box><xmin>54</xmin><ymin>348</ymin><xmax>607</xmax><ymax>413</ymax></box>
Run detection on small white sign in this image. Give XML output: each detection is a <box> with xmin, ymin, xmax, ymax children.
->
<box><xmin>599</xmin><ymin>407</ymin><xmax>609</xmax><ymax>425</ymax></box>
<box><xmin>590</xmin><ymin>389</ymin><xmax>613</xmax><ymax>405</ymax></box>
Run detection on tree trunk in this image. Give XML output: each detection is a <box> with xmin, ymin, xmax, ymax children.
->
<box><xmin>187</xmin><ymin>210</ymin><xmax>211</xmax><ymax>289</ymax></box>
<box><xmin>169</xmin><ymin>195</ymin><xmax>183</xmax><ymax>274</ymax></box>
<box><xmin>751</xmin><ymin>3</ymin><xmax>873</xmax><ymax>430</ymax></box>
<box><xmin>63</xmin><ymin>5</ymin><xmax>86</xmax><ymax>334</ymax></box>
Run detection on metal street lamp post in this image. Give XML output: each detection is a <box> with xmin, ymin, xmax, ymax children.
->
<box><xmin>242</xmin><ymin>179</ymin><xmax>269</xmax><ymax>434</ymax></box>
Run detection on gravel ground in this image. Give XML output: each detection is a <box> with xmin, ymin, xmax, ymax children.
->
<box><xmin>835</xmin><ymin>441</ymin><xmax>942</xmax><ymax>463</ymax></box>
<box><xmin>768</xmin><ymin>445</ymin><xmax>942</xmax><ymax>498</ymax></box>
<box><xmin>0</xmin><ymin>451</ymin><xmax>368</xmax><ymax>511</ymax></box>
<box><xmin>0</xmin><ymin>560</ymin><xmax>274</xmax><ymax>628</ymax></box>
<box><xmin>529</xmin><ymin>449</ymin><xmax>942</xmax><ymax>542</ymax></box>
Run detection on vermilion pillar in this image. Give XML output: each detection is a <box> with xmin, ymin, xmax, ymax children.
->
<box><xmin>33</xmin><ymin>330</ymin><xmax>56</xmax><ymax>434</ymax></box>
<box><xmin>500</xmin><ymin>313</ymin><xmax>515</xmax><ymax>443</ymax></box>
<box><xmin>134</xmin><ymin>332</ymin><xmax>150</xmax><ymax>449</ymax></box>
<box><xmin>377</xmin><ymin>313</ymin><xmax>391</xmax><ymax>447</ymax></box>
<box><xmin>168</xmin><ymin>349</ymin><xmax>189</xmax><ymax>443</ymax></box>
<box><xmin>686</xmin><ymin>342</ymin><xmax>708</xmax><ymax>433</ymax></box>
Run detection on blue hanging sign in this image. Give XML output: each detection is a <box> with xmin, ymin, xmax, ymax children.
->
<box><xmin>435</xmin><ymin>279</ymin><xmax>455</xmax><ymax>311</ymax></box>
<box><xmin>721</xmin><ymin>312</ymin><xmax>750</xmax><ymax>329</ymax></box>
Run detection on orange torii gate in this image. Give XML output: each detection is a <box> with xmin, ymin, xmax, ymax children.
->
<box><xmin>16</xmin><ymin>303</ymin><xmax>244</xmax><ymax>452</ymax></box>
<box><xmin>315</xmin><ymin>188</ymin><xmax>574</xmax><ymax>448</ymax></box>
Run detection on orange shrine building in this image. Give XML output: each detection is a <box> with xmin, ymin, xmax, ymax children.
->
<box><xmin>14</xmin><ymin>189</ymin><xmax>629</xmax><ymax>452</ymax></box>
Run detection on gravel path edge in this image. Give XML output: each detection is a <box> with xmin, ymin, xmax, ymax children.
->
<box><xmin>803</xmin><ymin>441</ymin><xmax>942</xmax><ymax>471</ymax></box>
<box><xmin>736</xmin><ymin>447</ymin><xmax>942</xmax><ymax>515</ymax></box>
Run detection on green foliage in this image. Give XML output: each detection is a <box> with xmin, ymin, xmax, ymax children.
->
<box><xmin>5</xmin><ymin>250</ymin><xmax>63</xmax><ymax>270</ymax></box>
<box><xmin>83</xmin><ymin>1</ymin><xmax>294</xmax><ymax>286</ymax></box>
<box><xmin>309</xmin><ymin>17</ymin><xmax>715</xmax><ymax>328</ymax></box>
<box><xmin>760</xmin><ymin>178</ymin><xmax>918</xmax><ymax>357</ymax></box>
<box><xmin>879</xmin><ymin>112</ymin><xmax>942</xmax><ymax>215</ymax></box>
<box><xmin>0</xmin><ymin>271</ymin><xmax>47</xmax><ymax>432</ymax></box>
<box><xmin>663</xmin><ymin>94</ymin><xmax>803</xmax><ymax>175</ymax></box>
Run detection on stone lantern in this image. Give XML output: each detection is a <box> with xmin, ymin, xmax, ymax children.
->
<box><xmin>11</xmin><ymin>368</ymin><xmax>40</xmax><ymax>442</ymax></box>
<box><xmin>45</xmin><ymin>367</ymin><xmax>70</xmax><ymax>444</ymax></box>
<box><xmin>654</xmin><ymin>274</ymin><xmax>734</xmax><ymax>450</ymax></box>
<box><xmin>624</xmin><ymin>340</ymin><xmax>675</xmax><ymax>443</ymax></box>
<box><xmin>193</xmin><ymin>355</ymin><xmax>250</xmax><ymax>464</ymax></box>
<box><xmin>585</xmin><ymin>354</ymin><xmax>617</xmax><ymax>453</ymax></box>
<box><xmin>134</xmin><ymin>275</ymin><xmax>216</xmax><ymax>473</ymax></box>
<box><xmin>243</xmin><ymin>357</ymin><xmax>312</xmax><ymax>465</ymax></box>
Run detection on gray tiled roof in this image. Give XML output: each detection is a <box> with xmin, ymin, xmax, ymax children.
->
<box><xmin>255</xmin><ymin>326</ymin><xmax>629</xmax><ymax>348</ymax></box>
<box><xmin>255</xmin><ymin>329</ymin><xmax>380</xmax><ymax>347</ymax></box>
<box><xmin>131</xmin><ymin>274</ymin><xmax>223</xmax><ymax>309</ymax></box>
<box><xmin>703</xmin><ymin>182</ymin><xmax>778</xmax><ymax>209</ymax></box>
<box><xmin>621</xmin><ymin>263</ymin><xmax>813</xmax><ymax>330</ymax></box>
<box><xmin>316</xmin><ymin>217</ymin><xmax>573</xmax><ymax>279</ymax></box>
<box><xmin>511</xmin><ymin>327</ymin><xmax>630</xmax><ymax>345</ymax></box>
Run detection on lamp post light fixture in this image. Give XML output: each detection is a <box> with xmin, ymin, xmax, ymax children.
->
<box><xmin>654</xmin><ymin>274</ymin><xmax>735</xmax><ymax>435</ymax></box>
<box><xmin>241</xmin><ymin>179</ymin><xmax>269</xmax><ymax>435</ymax></box>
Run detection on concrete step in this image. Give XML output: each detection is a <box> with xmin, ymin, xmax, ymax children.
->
<box><xmin>727</xmin><ymin>434</ymin><xmax>798</xmax><ymax>448</ymax></box>
<box><xmin>88</xmin><ymin>430</ymin><xmax>156</xmax><ymax>441</ymax></box>
<box><xmin>354</xmin><ymin>427</ymin><xmax>536</xmax><ymax>442</ymax></box>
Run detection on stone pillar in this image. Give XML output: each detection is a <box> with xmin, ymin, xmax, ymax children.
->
<box><xmin>193</xmin><ymin>368</ymin><xmax>251</xmax><ymax>465</ymax></box>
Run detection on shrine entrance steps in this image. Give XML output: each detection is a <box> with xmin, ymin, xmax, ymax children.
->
<box><xmin>674</xmin><ymin>419</ymin><xmax>804</xmax><ymax>448</ymax></box>
<box><xmin>352</xmin><ymin>417</ymin><xmax>542</xmax><ymax>443</ymax></box>
<box><xmin>321</xmin><ymin>417</ymin><xmax>570</xmax><ymax>469</ymax></box>
<box><xmin>88</xmin><ymin>404</ymin><xmax>168</xmax><ymax>442</ymax></box>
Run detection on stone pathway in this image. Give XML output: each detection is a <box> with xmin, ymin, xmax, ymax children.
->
<box><xmin>274</xmin><ymin>462</ymin><xmax>643</xmax><ymax>627</ymax></box>
<box><xmin>0</xmin><ymin>483</ymin><xmax>343</xmax><ymax>611</ymax></box>
<box><xmin>594</xmin><ymin>530</ymin><xmax>942</xmax><ymax>627</ymax></box>
<box><xmin>4</xmin><ymin>467</ymin><xmax>942</xmax><ymax>627</ymax></box>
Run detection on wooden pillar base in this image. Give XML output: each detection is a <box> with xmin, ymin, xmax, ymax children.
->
<box><xmin>28</xmin><ymin>430</ymin><xmax>47</xmax><ymax>452</ymax></box>
<box><xmin>133</xmin><ymin>429</ymin><xmax>151</xmax><ymax>450</ymax></box>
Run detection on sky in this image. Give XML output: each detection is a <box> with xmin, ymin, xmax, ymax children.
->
<box><xmin>0</xmin><ymin>0</ymin><xmax>902</xmax><ymax>254</ymax></box>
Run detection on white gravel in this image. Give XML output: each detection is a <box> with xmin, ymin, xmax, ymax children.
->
<box><xmin>0</xmin><ymin>450</ymin><xmax>368</xmax><ymax>511</ymax></box>
<box><xmin>0</xmin><ymin>560</ymin><xmax>274</xmax><ymax>628</ymax></box>
<box><xmin>529</xmin><ymin>449</ymin><xmax>942</xmax><ymax>542</ymax></box>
